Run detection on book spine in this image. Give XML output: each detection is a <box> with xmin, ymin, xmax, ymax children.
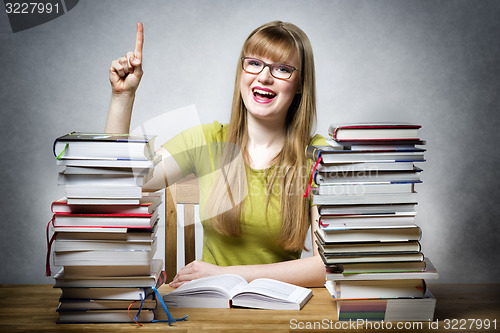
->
<box><xmin>52</xmin><ymin>138</ymin><xmax>58</xmax><ymax>158</ymax></box>
<box><xmin>50</xmin><ymin>201</ymin><xmax>58</xmax><ymax>213</ymax></box>
<box><xmin>53</xmin><ymin>132</ymin><xmax>74</xmax><ymax>158</ymax></box>
<box><xmin>305</xmin><ymin>145</ymin><xmax>322</xmax><ymax>162</ymax></box>
<box><xmin>313</xmin><ymin>171</ymin><xmax>323</xmax><ymax>185</ymax></box>
<box><xmin>331</xmin><ymin>126</ymin><xmax>340</xmax><ymax>141</ymax></box>
<box><xmin>306</xmin><ymin>146</ymin><xmax>323</xmax><ymax>162</ymax></box>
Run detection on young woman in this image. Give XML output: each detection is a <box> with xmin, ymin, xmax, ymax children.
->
<box><xmin>105</xmin><ymin>21</ymin><xmax>326</xmax><ymax>288</ymax></box>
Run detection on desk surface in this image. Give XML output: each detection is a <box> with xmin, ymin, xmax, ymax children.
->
<box><xmin>0</xmin><ymin>284</ymin><xmax>498</xmax><ymax>332</ymax></box>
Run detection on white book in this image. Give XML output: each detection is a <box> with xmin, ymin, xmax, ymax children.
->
<box><xmin>63</xmin><ymin>264</ymin><xmax>152</xmax><ymax>278</ymax></box>
<box><xmin>163</xmin><ymin>274</ymin><xmax>312</xmax><ymax>310</ymax></box>
<box><xmin>316</xmin><ymin>161</ymin><xmax>417</xmax><ymax>172</ymax></box>
<box><xmin>53</xmin><ymin>133</ymin><xmax>156</xmax><ymax>160</ymax></box>
<box><xmin>330</xmin><ymin>289</ymin><xmax>436</xmax><ymax>322</ymax></box>
<box><xmin>319</xmin><ymin>214</ymin><xmax>416</xmax><ymax>230</ymax></box>
<box><xmin>326</xmin><ymin>138</ymin><xmax>421</xmax><ymax>151</ymax></box>
<box><xmin>328</xmin><ymin>123</ymin><xmax>421</xmax><ymax>141</ymax></box>
<box><xmin>64</xmin><ymin>185</ymin><xmax>143</xmax><ymax>199</ymax></box>
<box><xmin>59</xmin><ymin>287</ymin><xmax>153</xmax><ymax>300</ymax></box>
<box><xmin>56</xmin><ymin>154</ymin><xmax>161</xmax><ymax>169</ymax></box>
<box><xmin>57</xmin><ymin>309</ymin><xmax>155</xmax><ymax>323</ymax></box>
<box><xmin>383</xmin><ymin>291</ymin><xmax>436</xmax><ymax>321</ymax></box>
<box><xmin>52</xmin><ymin>194</ymin><xmax>161</xmax><ymax>214</ymax></box>
<box><xmin>319</xmin><ymin>151</ymin><xmax>425</xmax><ymax>164</ymax></box>
<box><xmin>57</xmin><ymin>299</ymin><xmax>157</xmax><ymax>311</ymax></box>
<box><xmin>63</xmin><ymin>166</ymin><xmax>154</xmax><ymax>175</ymax></box>
<box><xmin>58</xmin><ymin>172</ymin><xmax>152</xmax><ymax>187</ymax></box>
<box><xmin>53</xmin><ymin>238</ymin><xmax>157</xmax><ymax>266</ymax></box>
<box><xmin>317</xmin><ymin>183</ymin><xmax>413</xmax><ymax>195</ymax></box>
<box><xmin>66</xmin><ymin>198</ymin><xmax>140</xmax><ymax>205</ymax></box>
<box><xmin>349</xmin><ymin>144</ymin><xmax>420</xmax><ymax>151</ymax></box>
<box><xmin>317</xmin><ymin>240</ymin><xmax>421</xmax><ymax>254</ymax></box>
<box><xmin>312</xmin><ymin>190</ymin><xmax>419</xmax><ymax>205</ymax></box>
<box><xmin>53</xmin><ymin>210</ymin><xmax>159</xmax><ymax>228</ymax></box>
<box><xmin>54</xmin><ymin>239</ymin><xmax>154</xmax><ymax>252</ymax></box>
<box><xmin>54</xmin><ymin>224</ymin><xmax>157</xmax><ymax>242</ymax></box>
<box><xmin>326</xmin><ymin>279</ymin><xmax>426</xmax><ymax>300</ymax></box>
<box><xmin>318</xmin><ymin>204</ymin><xmax>416</xmax><ymax>216</ymax></box>
<box><xmin>326</xmin><ymin>258</ymin><xmax>439</xmax><ymax>281</ymax></box>
<box><xmin>54</xmin><ymin>259</ymin><xmax>163</xmax><ymax>288</ymax></box>
<box><xmin>315</xmin><ymin>170</ymin><xmax>422</xmax><ymax>185</ymax></box>
<box><xmin>327</xmin><ymin>260</ymin><xmax>428</xmax><ymax>274</ymax></box>
<box><xmin>315</xmin><ymin>226</ymin><xmax>422</xmax><ymax>243</ymax></box>
<box><xmin>320</xmin><ymin>251</ymin><xmax>424</xmax><ymax>264</ymax></box>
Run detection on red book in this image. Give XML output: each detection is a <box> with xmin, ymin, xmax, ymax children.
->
<box><xmin>52</xmin><ymin>209</ymin><xmax>159</xmax><ymax>229</ymax></box>
<box><xmin>51</xmin><ymin>194</ymin><xmax>161</xmax><ymax>215</ymax></box>
<box><xmin>328</xmin><ymin>123</ymin><xmax>421</xmax><ymax>142</ymax></box>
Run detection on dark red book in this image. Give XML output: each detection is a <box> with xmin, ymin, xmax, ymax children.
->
<box><xmin>328</xmin><ymin>123</ymin><xmax>421</xmax><ymax>142</ymax></box>
<box><xmin>52</xmin><ymin>209</ymin><xmax>158</xmax><ymax>229</ymax></box>
<box><xmin>51</xmin><ymin>194</ymin><xmax>161</xmax><ymax>215</ymax></box>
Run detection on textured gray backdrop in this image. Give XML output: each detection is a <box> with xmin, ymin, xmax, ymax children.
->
<box><xmin>0</xmin><ymin>0</ymin><xmax>499</xmax><ymax>284</ymax></box>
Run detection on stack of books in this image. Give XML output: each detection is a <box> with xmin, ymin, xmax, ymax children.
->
<box><xmin>306</xmin><ymin>123</ymin><xmax>438</xmax><ymax>321</ymax></box>
<box><xmin>48</xmin><ymin>132</ymin><xmax>166</xmax><ymax>324</ymax></box>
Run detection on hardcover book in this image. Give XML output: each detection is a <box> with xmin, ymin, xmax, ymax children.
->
<box><xmin>315</xmin><ymin>226</ymin><xmax>422</xmax><ymax>243</ymax></box>
<box><xmin>53</xmin><ymin>132</ymin><xmax>156</xmax><ymax>160</ymax></box>
<box><xmin>328</xmin><ymin>123</ymin><xmax>421</xmax><ymax>142</ymax></box>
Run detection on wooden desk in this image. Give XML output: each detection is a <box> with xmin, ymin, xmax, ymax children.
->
<box><xmin>0</xmin><ymin>284</ymin><xmax>498</xmax><ymax>332</ymax></box>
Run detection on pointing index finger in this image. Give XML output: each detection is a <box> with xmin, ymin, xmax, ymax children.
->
<box><xmin>134</xmin><ymin>22</ymin><xmax>144</xmax><ymax>60</ymax></box>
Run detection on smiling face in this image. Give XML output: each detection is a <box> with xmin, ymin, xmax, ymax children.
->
<box><xmin>240</xmin><ymin>53</ymin><xmax>301</xmax><ymax>123</ymax></box>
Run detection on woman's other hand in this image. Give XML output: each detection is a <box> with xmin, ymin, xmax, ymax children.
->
<box><xmin>169</xmin><ymin>260</ymin><xmax>225</xmax><ymax>288</ymax></box>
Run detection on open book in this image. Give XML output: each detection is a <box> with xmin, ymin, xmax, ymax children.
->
<box><xmin>163</xmin><ymin>274</ymin><xmax>313</xmax><ymax>310</ymax></box>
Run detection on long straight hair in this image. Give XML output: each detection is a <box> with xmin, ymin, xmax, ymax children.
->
<box><xmin>204</xmin><ymin>21</ymin><xmax>317</xmax><ymax>252</ymax></box>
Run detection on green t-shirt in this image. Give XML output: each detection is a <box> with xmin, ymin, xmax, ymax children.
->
<box><xmin>163</xmin><ymin>121</ymin><xmax>325</xmax><ymax>266</ymax></box>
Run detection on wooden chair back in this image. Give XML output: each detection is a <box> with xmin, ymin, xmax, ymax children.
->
<box><xmin>164</xmin><ymin>174</ymin><xmax>199</xmax><ymax>283</ymax></box>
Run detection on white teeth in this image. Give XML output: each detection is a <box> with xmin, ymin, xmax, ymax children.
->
<box><xmin>253</xmin><ymin>88</ymin><xmax>276</xmax><ymax>97</ymax></box>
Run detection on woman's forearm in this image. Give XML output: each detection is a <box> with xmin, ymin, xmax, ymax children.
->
<box><xmin>223</xmin><ymin>255</ymin><xmax>326</xmax><ymax>288</ymax></box>
<box><xmin>104</xmin><ymin>93</ymin><xmax>135</xmax><ymax>134</ymax></box>
<box><xmin>169</xmin><ymin>255</ymin><xmax>326</xmax><ymax>288</ymax></box>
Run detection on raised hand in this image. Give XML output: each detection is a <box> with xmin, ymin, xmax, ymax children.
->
<box><xmin>109</xmin><ymin>22</ymin><xmax>144</xmax><ymax>95</ymax></box>
<box><xmin>105</xmin><ymin>23</ymin><xmax>144</xmax><ymax>133</ymax></box>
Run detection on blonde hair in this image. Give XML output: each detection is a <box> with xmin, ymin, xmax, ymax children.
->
<box><xmin>205</xmin><ymin>21</ymin><xmax>316</xmax><ymax>252</ymax></box>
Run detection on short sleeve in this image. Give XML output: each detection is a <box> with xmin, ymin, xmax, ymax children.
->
<box><xmin>162</xmin><ymin>121</ymin><xmax>226</xmax><ymax>178</ymax></box>
<box><xmin>309</xmin><ymin>134</ymin><xmax>326</xmax><ymax>147</ymax></box>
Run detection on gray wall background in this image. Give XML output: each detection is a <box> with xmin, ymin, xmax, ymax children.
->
<box><xmin>0</xmin><ymin>0</ymin><xmax>499</xmax><ymax>284</ymax></box>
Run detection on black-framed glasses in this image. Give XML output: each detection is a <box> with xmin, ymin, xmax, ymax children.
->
<box><xmin>241</xmin><ymin>57</ymin><xmax>299</xmax><ymax>80</ymax></box>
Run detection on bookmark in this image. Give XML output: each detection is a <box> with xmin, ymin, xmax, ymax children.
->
<box><xmin>304</xmin><ymin>156</ymin><xmax>322</xmax><ymax>198</ymax></box>
<box><xmin>55</xmin><ymin>143</ymin><xmax>69</xmax><ymax>160</ymax></box>
<box><xmin>151</xmin><ymin>285</ymin><xmax>188</xmax><ymax>325</ymax></box>
<box><xmin>45</xmin><ymin>217</ymin><xmax>56</xmax><ymax>276</ymax></box>
<box><xmin>127</xmin><ymin>293</ymin><xmax>145</xmax><ymax>326</ymax></box>
<box><xmin>319</xmin><ymin>220</ymin><xmax>329</xmax><ymax>228</ymax></box>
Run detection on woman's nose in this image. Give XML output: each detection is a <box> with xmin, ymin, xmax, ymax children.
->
<box><xmin>257</xmin><ymin>65</ymin><xmax>274</xmax><ymax>84</ymax></box>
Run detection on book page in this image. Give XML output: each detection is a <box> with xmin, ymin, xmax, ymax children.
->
<box><xmin>168</xmin><ymin>274</ymin><xmax>248</xmax><ymax>298</ymax></box>
<box><xmin>236</xmin><ymin>278</ymin><xmax>310</xmax><ymax>303</ymax></box>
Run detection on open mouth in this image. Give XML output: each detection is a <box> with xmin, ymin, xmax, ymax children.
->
<box><xmin>252</xmin><ymin>87</ymin><xmax>276</xmax><ymax>103</ymax></box>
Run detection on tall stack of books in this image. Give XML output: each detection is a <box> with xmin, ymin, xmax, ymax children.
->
<box><xmin>306</xmin><ymin>123</ymin><xmax>438</xmax><ymax>322</ymax></box>
<box><xmin>48</xmin><ymin>132</ymin><xmax>165</xmax><ymax>324</ymax></box>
